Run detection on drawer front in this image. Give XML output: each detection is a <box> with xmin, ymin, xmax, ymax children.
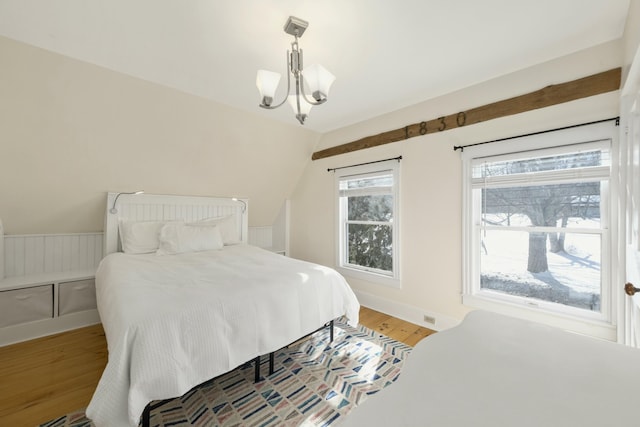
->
<box><xmin>59</xmin><ymin>279</ymin><xmax>96</xmax><ymax>316</ymax></box>
<box><xmin>0</xmin><ymin>285</ymin><xmax>53</xmax><ymax>328</ymax></box>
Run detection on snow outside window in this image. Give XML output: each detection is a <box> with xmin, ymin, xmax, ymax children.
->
<box><xmin>462</xmin><ymin>122</ymin><xmax>619</xmax><ymax>339</ymax></box>
<box><xmin>335</xmin><ymin>160</ymin><xmax>400</xmax><ymax>288</ymax></box>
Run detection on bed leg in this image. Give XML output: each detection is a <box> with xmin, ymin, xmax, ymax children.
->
<box><xmin>141</xmin><ymin>404</ymin><xmax>150</xmax><ymax>427</ymax></box>
<box><xmin>254</xmin><ymin>355</ymin><xmax>261</xmax><ymax>382</ymax></box>
<box><xmin>329</xmin><ymin>319</ymin><xmax>334</xmax><ymax>342</ymax></box>
<box><xmin>269</xmin><ymin>352</ymin><xmax>274</xmax><ymax>376</ymax></box>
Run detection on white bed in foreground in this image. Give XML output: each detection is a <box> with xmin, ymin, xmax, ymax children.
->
<box><xmin>86</xmin><ymin>193</ymin><xmax>359</xmax><ymax>427</ymax></box>
<box><xmin>339</xmin><ymin>310</ymin><xmax>640</xmax><ymax>427</ymax></box>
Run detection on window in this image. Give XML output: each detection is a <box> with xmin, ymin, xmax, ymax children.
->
<box><xmin>336</xmin><ymin>160</ymin><xmax>400</xmax><ymax>287</ymax></box>
<box><xmin>462</xmin><ymin>123</ymin><xmax>618</xmax><ymax>339</ymax></box>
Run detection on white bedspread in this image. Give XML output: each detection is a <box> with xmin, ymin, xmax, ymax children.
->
<box><xmin>86</xmin><ymin>245</ymin><xmax>359</xmax><ymax>427</ymax></box>
<box><xmin>340</xmin><ymin>310</ymin><xmax>640</xmax><ymax>427</ymax></box>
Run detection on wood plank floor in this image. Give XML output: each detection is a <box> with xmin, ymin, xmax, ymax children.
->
<box><xmin>358</xmin><ymin>306</ymin><xmax>436</xmax><ymax>346</ymax></box>
<box><xmin>0</xmin><ymin>306</ymin><xmax>435</xmax><ymax>425</ymax></box>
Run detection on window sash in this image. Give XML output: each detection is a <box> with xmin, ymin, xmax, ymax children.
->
<box><xmin>341</xmin><ymin>204</ymin><xmax>394</xmax><ymax>274</ymax></box>
<box><xmin>471</xmin><ymin>165</ymin><xmax>610</xmax><ymax>188</ymax></box>
<box><xmin>344</xmin><ymin>221</ymin><xmax>394</xmax><ymax>277</ymax></box>
<box><xmin>481</xmin><ymin>225</ymin><xmax>604</xmax><ymax>234</ymax></box>
<box><xmin>340</xmin><ymin>186</ymin><xmax>393</xmax><ymax>197</ymax></box>
<box><xmin>472</xmin><ymin>141</ymin><xmax>610</xmax><ymax>184</ymax></box>
<box><xmin>343</xmin><ymin>261</ymin><xmax>394</xmax><ymax>276</ymax></box>
<box><xmin>346</xmin><ymin>219</ymin><xmax>393</xmax><ymax>226</ymax></box>
<box><xmin>477</xmin><ymin>227</ymin><xmax>606</xmax><ymax>311</ymax></box>
<box><xmin>339</xmin><ymin>171</ymin><xmax>394</xmax><ymax>197</ymax></box>
<box><xmin>471</xmin><ymin>139</ymin><xmax>611</xmax><ymax>173</ymax></box>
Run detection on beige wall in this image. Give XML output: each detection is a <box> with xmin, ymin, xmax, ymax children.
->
<box><xmin>290</xmin><ymin>40</ymin><xmax>622</xmax><ymax>327</ymax></box>
<box><xmin>0</xmin><ymin>36</ymin><xmax>319</xmax><ymax>234</ymax></box>
<box><xmin>623</xmin><ymin>0</ymin><xmax>640</xmax><ymax>81</ymax></box>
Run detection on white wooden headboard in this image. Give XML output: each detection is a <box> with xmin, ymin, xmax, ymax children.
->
<box><xmin>104</xmin><ymin>192</ymin><xmax>249</xmax><ymax>256</ymax></box>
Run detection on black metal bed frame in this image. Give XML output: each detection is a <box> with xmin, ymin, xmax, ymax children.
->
<box><xmin>140</xmin><ymin>319</ymin><xmax>334</xmax><ymax>427</ymax></box>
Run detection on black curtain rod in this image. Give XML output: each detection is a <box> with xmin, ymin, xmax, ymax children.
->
<box><xmin>453</xmin><ymin>117</ymin><xmax>619</xmax><ymax>152</ymax></box>
<box><xmin>327</xmin><ymin>156</ymin><xmax>402</xmax><ymax>172</ymax></box>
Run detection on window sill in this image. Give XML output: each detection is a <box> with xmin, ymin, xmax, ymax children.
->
<box><xmin>462</xmin><ymin>293</ymin><xmax>616</xmax><ymax>341</ymax></box>
<box><xmin>337</xmin><ymin>266</ymin><xmax>401</xmax><ymax>289</ymax></box>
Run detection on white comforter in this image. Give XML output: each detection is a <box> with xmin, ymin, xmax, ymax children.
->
<box><xmin>340</xmin><ymin>310</ymin><xmax>640</xmax><ymax>427</ymax></box>
<box><xmin>86</xmin><ymin>245</ymin><xmax>359</xmax><ymax>427</ymax></box>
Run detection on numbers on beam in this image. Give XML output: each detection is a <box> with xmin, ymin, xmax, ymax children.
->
<box><xmin>402</xmin><ymin>111</ymin><xmax>468</xmax><ymax>141</ymax></box>
<box><xmin>419</xmin><ymin>121</ymin><xmax>427</xmax><ymax>135</ymax></box>
<box><xmin>456</xmin><ymin>112</ymin><xmax>467</xmax><ymax>127</ymax></box>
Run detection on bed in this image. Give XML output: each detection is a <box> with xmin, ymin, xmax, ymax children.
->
<box><xmin>85</xmin><ymin>193</ymin><xmax>360</xmax><ymax>427</ymax></box>
<box><xmin>339</xmin><ymin>310</ymin><xmax>640</xmax><ymax>427</ymax></box>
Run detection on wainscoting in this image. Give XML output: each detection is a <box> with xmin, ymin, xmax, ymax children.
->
<box><xmin>2</xmin><ymin>233</ymin><xmax>103</xmax><ymax>278</ymax></box>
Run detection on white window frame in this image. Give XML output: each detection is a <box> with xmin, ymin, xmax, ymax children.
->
<box><xmin>335</xmin><ymin>160</ymin><xmax>401</xmax><ymax>288</ymax></box>
<box><xmin>462</xmin><ymin>122</ymin><xmax>620</xmax><ymax>340</ymax></box>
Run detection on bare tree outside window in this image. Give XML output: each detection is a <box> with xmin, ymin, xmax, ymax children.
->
<box><xmin>476</xmin><ymin>149</ymin><xmax>606</xmax><ymax>312</ymax></box>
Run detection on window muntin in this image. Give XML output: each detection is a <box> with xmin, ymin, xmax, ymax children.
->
<box><xmin>336</xmin><ymin>161</ymin><xmax>400</xmax><ymax>286</ymax></box>
<box><xmin>466</xmin><ymin>140</ymin><xmax>611</xmax><ymax>323</ymax></box>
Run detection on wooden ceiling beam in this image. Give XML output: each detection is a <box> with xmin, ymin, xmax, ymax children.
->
<box><xmin>311</xmin><ymin>67</ymin><xmax>621</xmax><ymax>161</ymax></box>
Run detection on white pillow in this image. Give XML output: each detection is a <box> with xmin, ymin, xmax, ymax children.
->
<box><xmin>189</xmin><ymin>215</ymin><xmax>242</xmax><ymax>245</ymax></box>
<box><xmin>157</xmin><ymin>222</ymin><xmax>224</xmax><ymax>255</ymax></box>
<box><xmin>119</xmin><ymin>220</ymin><xmax>165</xmax><ymax>254</ymax></box>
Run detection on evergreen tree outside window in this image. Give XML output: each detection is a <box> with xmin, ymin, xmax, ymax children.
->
<box><xmin>336</xmin><ymin>160</ymin><xmax>400</xmax><ymax>287</ymax></box>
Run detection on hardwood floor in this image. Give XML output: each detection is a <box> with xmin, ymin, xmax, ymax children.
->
<box><xmin>0</xmin><ymin>324</ymin><xmax>108</xmax><ymax>426</ymax></box>
<box><xmin>358</xmin><ymin>306</ymin><xmax>436</xmax><ymax>346</ymax></box>
<box><xmin>0</xmin><ymin>306</ymin><xmax>435</xmax><ymax>425</ymax></box>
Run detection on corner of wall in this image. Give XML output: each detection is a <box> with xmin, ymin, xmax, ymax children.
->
<box><xmin>0</xmin><ymin>218</ymin><xmax>4</xmax><ymax>279</ymax></box>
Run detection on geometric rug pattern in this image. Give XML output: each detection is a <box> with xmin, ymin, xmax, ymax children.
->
<box><xmin>39</xmin><ymin>320</ymin><xmax>412</xmax><ymax>427</ymax></box>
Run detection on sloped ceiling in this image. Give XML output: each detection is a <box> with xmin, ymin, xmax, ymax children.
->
<box><xmin>0</xmin><ymin>0</ymin><xmax>630</xmax><ymax>132</ymax></box>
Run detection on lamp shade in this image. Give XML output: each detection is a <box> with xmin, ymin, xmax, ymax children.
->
<box><xmin>256</xmin><ymin>70</ymin><xmax>281</xmax><ymax>105</ymax></box>
<box><xmin>303</xmin><ymin>64</ymin><xmax>336</xmax><ymax>101</ymax></box>
<box><xmin>288</xmin><ymin>94</ymin><xmax>313</xmax><ymax>115</ymax></box>
<box><xmin>288</xmin><ymin>94</ymin><xmax>312</xmax><ymax>125</ymax></box>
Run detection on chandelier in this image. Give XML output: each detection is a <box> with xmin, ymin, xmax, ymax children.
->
<box><xmin>256</xmin><ymin>16</ymin><xmax>336</xmax><ymax>125</ymax></box>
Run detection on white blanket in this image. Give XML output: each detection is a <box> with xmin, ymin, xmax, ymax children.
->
<box><xmin>339</xmin><ymin>310</ymin><xmax>640</xmax><ymax>427</ymax></box>
<box><xmin>86</xmin><ymin>245</ymin><xmax>359</xmax><ymax>427</ymax></box>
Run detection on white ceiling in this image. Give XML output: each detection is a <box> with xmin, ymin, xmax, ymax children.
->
<box><xmin>0</xmin><ymin>0</ymin><xmax>631</xmax><ymax>132</ymax></box>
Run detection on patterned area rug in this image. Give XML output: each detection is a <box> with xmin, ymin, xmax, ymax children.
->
<box><xmin>40</xmin><ymin>320</ymin><xmax>412</xmax><ymax>427</ymax></box>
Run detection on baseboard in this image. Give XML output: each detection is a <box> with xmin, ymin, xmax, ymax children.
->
<box><xmin>0</xmin><ymin>309</ymin><xmax>101</xmax><ymax>347</ymax></box>
<box><xmin>354</xmin><ymin>289</ymin><xmax>461</xmax><ymax>332</ymax></box>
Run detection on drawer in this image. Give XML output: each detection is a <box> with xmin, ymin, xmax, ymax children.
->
<box><xmin>59</xmin><ymin>279</ymin><xmax>96</xmax><ymax>316</ymax></box>
<box><xmin>0</xmin><ymin>285</ymin><xmax>53</xmax><ymax>328</ymax></box>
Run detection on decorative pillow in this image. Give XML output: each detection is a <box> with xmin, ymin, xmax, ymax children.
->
<box><xmin>119</xmin><ymin>220</ymin><xmax>165</xmax><ymax>254</ymax></box>
<box><xmin>189</xmin><ymin>215</ymin><xmax>242</xmax><ymax>245</ymax></box>
<box><xmin>157</xmin><ymin>222</ymin><xmax>224</xmax><ymax>255</ymax></box>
